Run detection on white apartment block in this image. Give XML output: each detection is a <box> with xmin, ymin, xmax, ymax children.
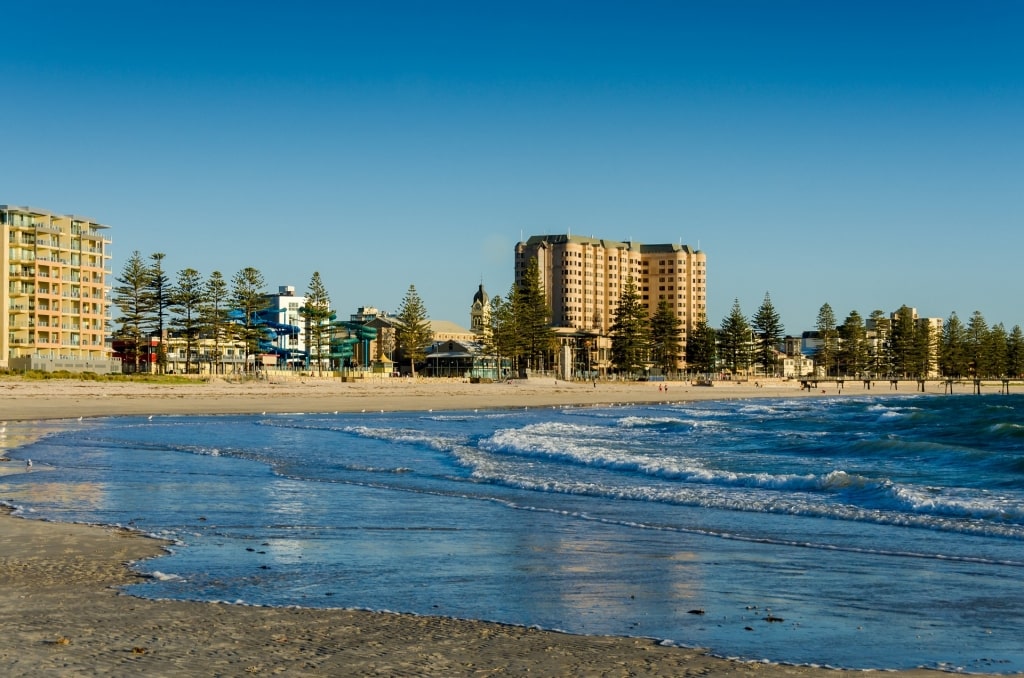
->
<box><xmin>2</xmin><ymin>205</ymin><xmax>116</xmax><ymax>372</ymax></box>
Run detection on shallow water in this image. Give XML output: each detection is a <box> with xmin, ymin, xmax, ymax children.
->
<box><xmin>3</xmin><ymin>394</ymin><xmax>1023</xmax><ymax>672</ymax></box>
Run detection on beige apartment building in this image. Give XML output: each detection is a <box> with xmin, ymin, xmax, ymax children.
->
<box><xmin>515</xmin><ymin>234</ymin><xmax>707</xmax><ymax>373</ymax></box>
<box><xmin>2</xmin><ymin>205</ymin><xmax>117</xmax><ymax>372</ymax></box>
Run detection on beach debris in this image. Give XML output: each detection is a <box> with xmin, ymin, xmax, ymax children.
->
<box><xmin>51</xmin><ymin>636</ymin><xmax>71</xmax><ymax>645</ymax></box>
<box><xmin>131</xmin><ymin>646</ymin><xmax>148</xmax><ymax>655</ymax></box>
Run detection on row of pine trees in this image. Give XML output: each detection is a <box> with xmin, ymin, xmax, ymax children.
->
<box><xmin>113</xmin><ymin>250</ymin><xmax>1024</xmax><ymax>380</ymax></box>
<box><xmin>111</xmin><ymin>251</ymin><xmax>435</xmax><ymax>376</ymax></box>
<box><xmin>714</xmin><ymin>295</ymin><xmax>1024</xmax><ymax>380</ymax></box>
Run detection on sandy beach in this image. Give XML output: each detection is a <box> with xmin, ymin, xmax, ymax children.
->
<box><xmin>0</xmin><ymin>372</ymin><xmax>958</xmax><ymax>421</ymax></box>
<box><xmin>0</xmin><ymin>376</ymin><xmax>1001</xmax><ymax>677</ymax></box>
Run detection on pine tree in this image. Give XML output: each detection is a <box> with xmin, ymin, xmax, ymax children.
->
<box><xmin>649</xmin><ymin>298</ymin><xmax>682</xmax><ymax>375</ymax></box>
<box><xmin>939</xmin><ymin>312</ymin><xmax>968</xmax><ymax>378</ymax></box>
<box><xmin>889</xmin><ymin>305</ymin><xmax>917</xmax><ymax>377</ymax></box>
<box><xmin>202</xmin><ymin>271</ymin><xmax>230</xmax><ymax>374</ymax></box>
<box><xmin>815</xmin><ymin>303</ymin><xmax>838</xmax><ymax>377</ymax></box>
<box><xmin>516</xmin><ymin>259</ymin><xmax>555</xmax><ymax>373</ymax></box>
<box><xmin>751</xmin><ymin>292</ymin><xmax>784</xmax><ymax>378</ymax></box>
<box><xmin>231</xmin><ymin>267</ymin><xmax>267</xmax><ymax>371</ymax></box>
<box><xmin>300</xmin><ymin>272</ymin><xmax>333</xmax><ymax>376</ymax></box>
<box><xmin>169</xmin><ymin>267</ymin><xmax>204</xmax><ymax>375</ymax></box>
<box><xmin>111</xmin><ymin>250</ymin><xmax>154</xmax><ymax>373</ymax></box>
<box><xmin>685</xmin><ymin>314</ymin><xmax>717</xmax><ymax>374</ymax></box>
<box><xmin>395</xmin><ymin>284</ymin><xmax>433</xmax><ymax>376</ymax></box>
<box><xmin>610</xmin><ymin>276</ymin><xmax>649</xmax><ymax>376</ymax></box>
<box><xmin>483</xmin><ymin>291</ymin><xmax>518</xmax><ymax>378</ymax></box>
<box><xmin>1007</xmin><ymin>325</ymin><xmax>1024</xmax><ymax>378</ymax></box>
<box><xmin>986</xmin><ymin>323</ymin><xmax>1009</xmax><ymax>378</ymax></box>
<box><xmin>148</xmin><ymin>253</ymin><xmax>170</xmax><ymax>373</ymax></box>
<box><xmin>966</xmin><ymin>311</ymin><xmax>990</xmax><ymax>377</ymax></box>
<box><xmin>912</xmin><ymin>317</ymin><xmax>935</xmax><ymax>378</ymax></box>
<box><xmin>719</xmin><ymin>299</ymin><xmax>751</xmax><ymax>375</ymax></box>
<box><xmin>838</xmin><ymin>310</ymin><xmax>868</xmax><ymax>377</ymax></box>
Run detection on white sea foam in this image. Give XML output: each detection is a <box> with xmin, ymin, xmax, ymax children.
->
<box><xmin>148</xmin><ymin>571</ymin><xmax>183</xmax><ymax>582</ymax></box>
<box><xmin>615</xmin><ymin>415</ymin><xmax>692</xmax><ymax>428</ymax></box>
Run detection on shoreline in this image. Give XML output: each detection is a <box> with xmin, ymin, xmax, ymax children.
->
<box><xmin>0</xmin><ymin>373</ymin><xmax>955</xmax><ymax>422</ymax></box>
<box><xmin>0</xmin><ymin>377</ymin><xmax>1007</xmax><ymax>676</ymax></box>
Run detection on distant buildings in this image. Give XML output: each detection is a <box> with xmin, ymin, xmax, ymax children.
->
<box><xmin>1</xmin><ymin>205</ymin><xmax>117</xmax><ymax>373</ymax></box>
<box><xmin>261</xmin><ymin>285</ymin><xmax>310</xmax><ymax>367</ymax></box>
<box><xmin>515</xmin><ymin>234</ymin><xmax>707</xmax><ymax>374</ymax></box>
<box><xmin>2</xmin><ymin>202</ymin><xmax>953</xmax><ymax>381</ymax></box>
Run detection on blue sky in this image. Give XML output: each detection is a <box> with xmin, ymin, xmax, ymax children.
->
<box><xmin>4</xmin><ymin>1</ymin><xmax>1022</xmax><ymax>333</ymax></box>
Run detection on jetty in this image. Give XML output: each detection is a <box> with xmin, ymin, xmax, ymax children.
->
<box><xmin>799</xmin><ymin>377</ymin><xmax>1018</xmax><ymax>395</ymax></box>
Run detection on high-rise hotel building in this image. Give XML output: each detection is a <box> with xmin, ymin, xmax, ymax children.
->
<box><xmin>515</xmin><ymin>234</ymin><xmax>707</xmax><ymax>368</ymax></box>
<box><xmin>2</xmin><ymin>205</ymin><xmax>115</xmax><ymax>372</ymax></box>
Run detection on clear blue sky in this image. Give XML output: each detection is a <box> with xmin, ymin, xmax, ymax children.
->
<box><xmin>4</xmin><ymin>1</ymin><xmax>1022</xmax><ymax>333</ymax></box>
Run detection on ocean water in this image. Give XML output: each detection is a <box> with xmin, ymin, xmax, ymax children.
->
<box><xmin>3</xmin><ymin>394</ymin><xmax>1023</xmax><ymax>673</ymax></box>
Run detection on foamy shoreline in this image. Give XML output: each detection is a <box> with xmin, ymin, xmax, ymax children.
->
<box><xmin>0</xmin><ymin>377</ymin><xmax>985</xmax><ymax>676</ymax></box>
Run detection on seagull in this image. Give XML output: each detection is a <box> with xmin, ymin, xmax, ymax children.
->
<box><xmin>147</xmin><ymin>415</ymin><xmax>153</xmax><ymax>420</ymax></box>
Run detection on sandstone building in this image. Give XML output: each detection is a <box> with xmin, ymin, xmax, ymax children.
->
<box><xmin>514</xmin><ymin>234</ymin><xmax>707</xmax><ymax>373</ymax></box>
<box><xmin>2</xmin><ymin>205</ymin><xmax>116</xmax><ymax>372</ymax></box>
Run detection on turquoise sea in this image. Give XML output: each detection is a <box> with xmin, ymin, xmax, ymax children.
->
<box><xmin>3</xmin><ymin>394</ymin><xmax>1023</xmax><ymax>672</ymax></box>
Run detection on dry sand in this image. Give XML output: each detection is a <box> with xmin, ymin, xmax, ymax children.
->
<box><xmin>0</xmin><ymin>376</ymin><xmax>995</xmax><ymax>676</ymax></box>
<box><xmin>0</xmin><ymin>372</ymin><xmax>951</xmax><ymax>421</ymax></box>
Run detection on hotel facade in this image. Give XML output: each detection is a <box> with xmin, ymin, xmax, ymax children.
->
<box><xmin>2</xmin><ymin>205</ymin><xmax>117</xmax><ymax>372</ymax></box>
<box><xmin>515</xmin><ymin>234</ymin><xmax>707</xmax><ymax>374</ymax></box>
